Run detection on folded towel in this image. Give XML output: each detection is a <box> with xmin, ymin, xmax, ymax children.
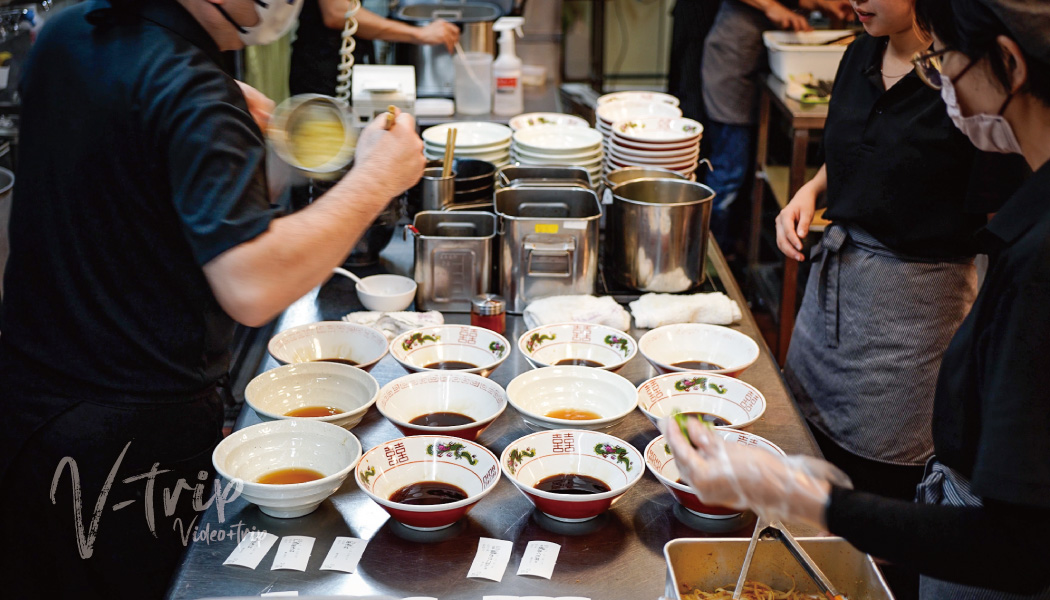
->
<box><xmin>342</xmin><ymin>310</ymin><xmax>444</xmax><ymax>340</ymax></box>
<box><xmin>523</xmin><ymin>295</ymin><xmax>632</xmax><ymax>332</ymax></box>
<box><xmin>629</xmin><ymin>292</ymin><xmax>742</xmax><ymax>329</ymax></box>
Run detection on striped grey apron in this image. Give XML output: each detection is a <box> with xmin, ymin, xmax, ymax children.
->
<box><xmin>785</xmin><ymin>223</ymin><xmax>977</xmax><ymax>465</ymax></box>
<box><xmin>917</xmin><ymin>461</ymin><xmax>1050</xmax><ymax>600</ymax></box>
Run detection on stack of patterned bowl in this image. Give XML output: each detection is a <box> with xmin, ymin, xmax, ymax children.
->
<box><xmin>605</xmin><ymin>116</ymin><xmax>704</xmax><ymax>180</ymax></box>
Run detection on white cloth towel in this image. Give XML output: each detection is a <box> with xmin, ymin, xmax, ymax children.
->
<box><xmin>523</xmin><ymin>295</ymin><xmax>632</xmax><ymax>331</ymax></box>
<box><xmin>629</xmin><ymin>292</ymin><xmax>743</xmax><ymax>329</ymax></box>
<box><xmin>342</xmin><ymin>310</ymin><xmax>444</xmax><ymax>340</ymax></box>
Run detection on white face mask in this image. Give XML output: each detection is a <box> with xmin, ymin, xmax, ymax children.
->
<box><xmin>939</xmin><ymin>74</ymin><xmax>1024</xmax><ymax>155</ymax></box>
<box><xmin>214</xmin><ymin>0</ymin><xmax>303</xmax><ymax>46</ymax></box>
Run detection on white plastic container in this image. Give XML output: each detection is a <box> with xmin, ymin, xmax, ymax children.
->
<box><xmin>763</xmin><ymin>30</ymin><xmax>854</xmax><ymax>83</ymax></box>
<box><xmin>454</xmin><ymin>52</ymin><xmax>493</xmax><ymax>115</ymax></box>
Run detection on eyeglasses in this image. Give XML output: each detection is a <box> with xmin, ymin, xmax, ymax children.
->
<box><xmin>911</xmin><ymin>48</ymin><xmax>951</xmax><ymax>90</ymax></box>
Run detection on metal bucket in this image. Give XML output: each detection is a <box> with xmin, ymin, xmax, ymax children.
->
<box><xmin>412</xmin><ymin>211</ymin><xmax>497</xmax><ymax>312</ymax></box>
<box><xmin>496</xmin><ymin>165</ymin><xmax>592</xmax><ymax>190</ymax></box>
<box><xmin>495</xmin><ymin>187</ymin><xmax>601</xmax><ymax>313</ymax></box>
<box><xmin>607</xmin><ymin>178</ymin><xmax>714</xmax><ymax>293</ymax></box>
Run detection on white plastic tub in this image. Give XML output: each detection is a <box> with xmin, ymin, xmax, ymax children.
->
<box><xmin>763</xmin><ymin>30</ymin><xmax>855</xmax><ymax>83</ymax></box>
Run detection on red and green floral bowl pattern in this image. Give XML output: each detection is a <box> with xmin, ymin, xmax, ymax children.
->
<box><xmin>501</xmin><ymin>429</ymin><xmax>644</xmax><ymax>522</ymax></box>
<box><xmin>390</xmin><ymin>325</ymin><xmax>510</xmax><ymax>378</ymax></box>
<box><xmin>356</xmin><ymin>435</ymin><xmax>500</xmax><ymax>531</ymax></box>
<box><xmin>517</xmin><ymin>322</ymin><xmax>638</xmax><ymax>372</ymax></box>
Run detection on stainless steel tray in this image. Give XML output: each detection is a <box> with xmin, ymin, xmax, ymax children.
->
<box><xmin>664</xmin><ymin>537</ymin><xmax>894</xmax><ymax>600</ymax></box>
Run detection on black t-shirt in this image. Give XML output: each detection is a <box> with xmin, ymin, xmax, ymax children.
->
<box><xmin>932</xmin><ymin>160</ymin><xmax>1050</xmax><ymax>509</ymax></box>
<box><xmin>289</xmin><ymin>0</ymin><xmax>374</xmax><ymax>97</ymax></box>
<box><xmin>822</xmin><ymin>34</ymin><xmax>1028</xmax><ymax>259</ymax></box>
<box><xmin>0</xmin><ymin>0</ymin><xmax>280</xmax><ymax>396</ymax></box>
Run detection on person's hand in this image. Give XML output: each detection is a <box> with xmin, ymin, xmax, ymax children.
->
<box><xmin>350</xmin><ymin>108</ymin><xmax>425</xmax><ymax>198</ymax></box>
<box><xmin>765</xmin><ymin>3</ymin><xmax>812</xmax><ymax>31</ymax></box>
<box><xmin>234</xmin><ymin>80</ymin><xmax>275</xmax><ymax>133</ymax></box>
<box><xmin>415</xmin><ymin>19</ymin><xmax>460</xmax><ymax>53</ymax></box>
<box><xmin>775</xmin><ymin>182</ymin><xmax>819</xmax><ymax>261</ymax></box>
<box><xmin>800</xmin><ymin>0</ymin><xmax>854</xmax><ymax>21</ymax></box>
<box><xmin>661</xmin><ymin>416</ymin><xmax>850</xmax><ymax>528</ymax></box>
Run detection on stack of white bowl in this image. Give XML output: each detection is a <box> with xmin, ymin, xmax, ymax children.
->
<box><xmin>422</xmin><ymin>122</ymin><xmax>513</xmax><ymax>168</ymax></box>
<box><xmin>508</xmin><ymin>112</ymin><xmax>589</xmax><ymax>132</ymax></box>
<box><xmin>510</xmin><ymin>124</ymin><xmax>604</xmax><ymax>185</ymax></box>
<box><xmin>605</xmin><ymin>116</ymin><xmax>704</xmax><ymax>180</ymax></box>
<box><xmin>597</xmin><ymin>90</ymin><xmax>681</xmax><ymax>107</ymax></box>
<box><xmin>595</xmin><ymin>99</ymin><xmax>682</xmax><ymax>167</ymax></box>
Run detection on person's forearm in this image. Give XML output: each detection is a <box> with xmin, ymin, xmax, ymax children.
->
<box><xmin>827</xmin><ymin>487</ymin><xmax>1050</xmax><ymax>594</ymax></box>
<box><xmin>734</xmin><ymin>0</ymin><xmax>784</xmax><ymax>13</ymax></box>
<box><xmin>352</xmin><ymin>7</ymin><xmax>427</xmax><ymax>44</ymax></box>
<box><xmin>806</xmin><ymin>163</ymin><xmax>828</xmax><ymax>196</ymax></box>
<box><xmin>202</xmin><ymin>166</ymin><xmax>395</xmax><ymax>327</ymax></box>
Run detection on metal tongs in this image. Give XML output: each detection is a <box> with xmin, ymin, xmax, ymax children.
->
<box><xmin>733</xmin><ymin>518</ymin><xmax>845</xmax><ymax>600</ymax></box>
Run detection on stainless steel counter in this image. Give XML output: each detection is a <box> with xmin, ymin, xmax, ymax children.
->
<box><xmin>165</xmin><ymin>232</ymin><xmax>823</xmax><ymax>600</ymax></box>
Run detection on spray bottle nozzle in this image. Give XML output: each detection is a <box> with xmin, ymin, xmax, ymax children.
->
<box><xmin>493</xmin><ymin>16</ymin><xmax>524</xmax><ymax>39</ymax></box>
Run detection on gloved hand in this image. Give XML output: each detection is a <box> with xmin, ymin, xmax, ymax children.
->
<box><xmin>661</xmin><ymin>416</ymin><xmax>853</xmax><ymax>528</ymax></box>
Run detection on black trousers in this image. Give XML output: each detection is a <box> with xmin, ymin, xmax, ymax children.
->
<box><xmin>0</xmin><ymin>386</ymin><xmax>224</xmax><ymax>599</ymax></box>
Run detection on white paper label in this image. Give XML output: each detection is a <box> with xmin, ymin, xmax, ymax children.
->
<box><xmin>271</xmin><ymin>536</ymin><xmax>314</xmax><ymax>571</ymax></box>
<box><xmin>516</xmin><ymin>541</ymin><xmax>561</xmax><ymax>579</ymax></box>
<box><xmin>562</xmin><ymin>221</ymin><xmax>588</xmax><ymax>230</ymax></box>
<box><xmin>467</xmin><ymin>537</ymin><xmax>513</xmax><ymax>582</ymax></box>
<box><xmin>320</xmin><ymin>536</ymin><xmax>368</xmax><ymax>573</ymax></box>
<box><xmin>223</xmin><ymin>531</ymin><xmax>278</xmax><ymax>569</ymax></box>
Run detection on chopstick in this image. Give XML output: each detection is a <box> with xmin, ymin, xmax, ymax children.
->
<box><xmin>442</xmin><ymin>127</ymin><xmax>457</xmax><ymax>179</ymax></box>
<box><xmin>383</xmin><ymin>104</ymin><xmax>397</xmax><ymax>130</ymax></box>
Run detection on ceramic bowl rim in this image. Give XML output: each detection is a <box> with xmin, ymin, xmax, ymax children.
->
<box><xmin>516</xmin><ymin>321</ymin><xmax>638</xmax><ymax>371</ymax></box>
<box><xmin>637</xmin><ymin>323</ymin><xmax>761</xmax><ymax>376</ymax></box>
<box><xmin>506</xmin><ymin>365</ymin><xmax>639</xmax><ymax>427</ymax></box>
<box><xmin>266</xmin><ymin>320</ymin><xmax>390</xmax><ymax>368</ymax></box>
<box><xmin>375</xmin><ymin>371</ymin><xmax>509</xmax><ymax>434</ymax></box>
<box><xmin>212</xmin><ymin>420</ymin><xmax>363</xmax><ymax>490</ymax></box>
<box><xmin>389</xmin><ymin>325</ymin><xmax>511</xmax><ymax>374</ymax></box>
<box><xmin>245</xmin><ymin>362</ymin><xmax>381</xmax><ymax>424</ymax></box>
<box><xmin>635</xmin><ymin>371</ymin><xmax>767</xmax><ymax>429</ymax></box>
<box><xmin>355</xmin><ymin>435</ymin><xmax>501</xmax><ymax>513</ymax></box>
<box><xmin>500</xmin><ymin>429</ymin><xmax>645</xmax><ymax>501</ymax></box>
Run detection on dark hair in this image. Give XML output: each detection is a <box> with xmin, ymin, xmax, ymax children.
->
<box><xmin>916</xmin><ymin>0</ymin><xmax>1050</xmax><ymax>106</ymax></box>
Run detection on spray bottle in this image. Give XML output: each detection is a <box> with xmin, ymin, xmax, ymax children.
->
<box><xmin>491</xmin><ymin>16</ymin><xmax>524</xmax><ymax>116</ymax></box>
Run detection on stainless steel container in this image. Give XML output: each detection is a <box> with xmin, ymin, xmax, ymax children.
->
<box><xmin>412</xmin><ymin>211</ymin><xmax>497</xmax><ymax>312</ymax></box>
<box><xmin>394</xmin><ymin>3</ymin><xmax>501</xmax><ymax>98</ymax></box>
<box><xmin>496</xmin><ymin>165</ymin><xmax>592</xmax><ymax>190</ymax></box>
<box><xmin>495</xmin><ymin>187</ymin><xmax>602</xmax><ymax>313</ymax></box>
<box><xmin>664</xmin><ymin>537</ymin><xmax>893</xmax><ymax>600</ymax></box>
<box><xmin>607</xmin><ymin>178</ymin><xmax>715</xmax><ymax>293</ymax></box>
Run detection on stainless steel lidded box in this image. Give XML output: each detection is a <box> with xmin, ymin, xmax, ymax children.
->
<box><xmin>411</xmin><ymin>211</ymin><xmax>497</xmax><ymax>313</ymax></box>
<box><xmin>495</xmin><ymin>187</ymin><xmax>602</xmax><ymax>313</ymax></box>
<box><xmin>664</xmin><ymin>537</ymin><xmax>894</xmax><ymax>600</ymax></box>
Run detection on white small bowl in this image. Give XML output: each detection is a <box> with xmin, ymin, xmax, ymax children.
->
<box><xmin>267</xmin><ymin>321</ymin><xmax>389</xmax><ymax>372</ymax></box>
<box><xmin>245</xmin><ymin>362</ymin><xmax>380</xmax><ymax>430</ymax></box>
<box><xmin>501</xmin><ymin>429</ymin><xmax>644</xmax><ymax>522</ymax></box>
<box><xmin>356</xmin><ymin>435</ymin><xmax>501</xmax><ymax>530</ymax></box>
<box><xmin>390</xmin><ymin>325</ymin><xmax>511</xmax><ymax>378</ymax></box>
<box><xmin>517</xmin><ymin>322</ymin><xmax>637</xmax><ymax>372</ymax></box>
<box><xmin>357</xmin><ymin>274</ymin><xmax>417</xmax><ymax>312</ymax></box>
<box><xmin>636</xmin><ymin>371</ymin><xmax>767</xmax><ymax>429</ymax></box>
<box><xmin>212</xmin><ymin>419</ymin><xmax>362</xmax><ymax>518</ymax></box>
<box><xmin>645</xmin><ymin>431</ymin><xmax>784</xmax><ymax>519</ymax></box>
<box><xmin>638</xmin><ymin>323</ymin><xmax>760</xmax><ymax>377</ymax></box>
<box><xmin>376</xmin><ymin>371</ymin><xmax>508</xmax><ymax>440</ymax></box>
<box><xmin>506</xmin><ymin>366</ymin><xmax>638</xmax><ymax>430</ymax></box>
